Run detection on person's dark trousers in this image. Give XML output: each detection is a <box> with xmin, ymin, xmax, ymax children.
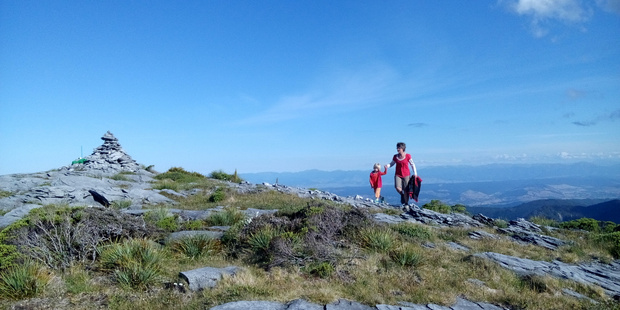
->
<box><xmin>400</xmin><ymin>192</ymin><xmax>410</xmax><ymax>205</ymax></box>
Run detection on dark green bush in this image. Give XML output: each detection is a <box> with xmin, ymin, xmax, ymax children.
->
<box><xmin>594</xmin><ymin>231</ymin><xmax>620</xmax><ymax>259</ymax></box>
<box><xmin>560</xmin><ymin>218</ymin><xmax>601</xmax><ymax>233</ymax></box>
<box><xmin>209</xmin><ymin>188</ymin><xmax>226</xmax><ymax>203</ymax></box>
<box><xmin>302</xmin><ymin>261</ymin><xmax>334</xmax><ymax>278</ymax></box>
<box><xmin>209</xmin><ymin>169</ymin><xmax>243</xmax><ymax>183</ymax></box>
<box><xmin>422</xmin><ymin>200</ymin><xmax>469</xmax><ymax>215</ymax></box>
<box><xmin>154</xmin><ymin>167</ymin><xmax>205</xmax><ymax>183</ymax></box>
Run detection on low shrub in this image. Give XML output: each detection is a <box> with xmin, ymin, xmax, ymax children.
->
<box><xmin>423</xmin><ymin>200</ymin><xmax>469</xmax><ymax>215</ymax></box>
<box><xmin>303</xmin><ymin>261</ymin><xmax>335</xmax><ymax>278</ymax></box>
<box><xmin>205</xmin><ymin>207</ymin><xmax>246</xmax><ymax>226</ymax></box>
<box><xmin>182</xmin><ymin>219</ymin><xmax>205</xmax><ymax>230</ymax></box>
<box><xmin>390</xmin><ymin>245</ymin><xmax>423</xmax><ymax>267</ymax></box>
<box><xmin>594</xmin><ymin>231</ymin><xmax>620</xmax><ymax>259</ymax></box>
<box><xmin>0</xmin><ymin>261</ymin><xmax>51</xmax><ymax>300</ymax></box>
<box><xmin>63</xmin><ymin>267</ymin><xmax>95</xmax><ymax>294</ymax></box>
<box><xmin>110</xmin><ymin>200</ymin><xmax>133</xmax><ymax>209</ymax></box>
<box><xmin>359</xmin><ymin>226</ymin><xmax>398</xmax><ymax>253</ymax></box>
<box><xmin>248</xmin><ymin>226</ymin><xmax>278</xmax><ymax>254</ymax></box>
<box><xmin>560</xmin><ymin>218</ymin><xmax>600</xmax><ymax>233</ymax></box>
<box><xmin>170</xmin><ymin>234</ymin><xmax>220</xmax><ymax>259</ymax></box>
<box><xmin>98</xmin><ymin>238</ymin><xmax>165</xmax><ymax>290</ymax></box>
<box><xmin>111</xmin><ymin>173</ymin><xmax>132</xmax><ymax>182</ymax></box>
<box><xmin>227</xmin><ymin>202</ymin><xmax>373</xmax><ymax>270</ymax></box>
<box><xmin>209</xmin><ymin>188</ymin><xmax>226</xmax><ymax>203</ymax></box>
<box><xmin>392</xmin><ymin>222</ymin><xmax>433</xmax><ymax>241</ymax></box>
<box><xmin>155</xmin><ymin>167</ymin><xmax>205</xmax><ymax>183</ymax></box>
<box><xmin>494</xmin><ymin>219</ymin><xmax>509</xmax><ymax>228</ymax></box>
<box><xmin>529</xmin><ymin>216</ymin><xmax>559</xmax><ymax>227</ymax></box>
<box><xmin>144</xmin><ymin>208</ymin><xmax>179</xmax><ymax>232</ymax></box>
<box><xmin>151</xmin><ymin>179</ymin><xmax>179</xmax><ymax>191</ymax></box>
<box><xmin>0</xmin><ymin>190</ymin><xmax>12</xmax><ymax>199</ymax></box>
<box><xmin>4</xmin><ymin>205</ymin><xmax>159</xmax><ymax>270</ymax></box>
<box><xmin>209</xmin><ymin>169</ymin><xmax>243</xmax><ymax>183</ymax></box>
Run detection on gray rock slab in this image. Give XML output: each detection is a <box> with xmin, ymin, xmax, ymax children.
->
<box><xmin>451</xmin><ymin>297</ymin><xmax>484</xmax><ymax>310</ymax></box>
<box><xmin>285</xmin><ymin>299</ymin><xmax>324</xmax><ymax>310</ymax></box>
<box><xmin>326</xmin><ymin>299</ymin><xmax>373</xmax><ymax>310</ymax></box>
<box><xmin>427</xmin><ymin>304</ymin><xmax>451</xmax><ymax>310</ymax></box>
<box><xmin>474</xmin><ymin>302</ymin><xmax>505</xmax><ymax>310</ymax></box>
<box><xmin>397</xmin><ymin>302</ymin><xmax>430</xmax><ymax>310</ymax></box>
<box><xmin>242</xmin><ymin>208</ymin><xmax>279</xmax><ymax>218</ymax></box>
<box><xmin>377</xmin><ymin>304</ymin><xmax>424</xmax><ymax>310</ymax></box>
<box><xmin>497</xmin><ymin>227</ymin><xmax>566</xmax><ymax>250</ymax></box>
<box><xmin>180</xmin><ymin>266</ymin><xmax>241</xmax><ymax>291</ymax></box>
<box><xmin>447</xmin><ymin>242</ymin><xmax>470</xmax><ymax>252</ymax></box>
<box><xmin>374</xmin><ymin>213</ymin><xmax>406</xmax><ymax>224</ymax></box>
<box><xmin>401</xmin><ymin>208</ymin><xmax>484</xmax><ymax>228</ymax></box>
<box><xmin>172</xmin><ymin>209</ymin><xmax>214</xmax><ymax>220</ymax></box>
<box><xmin>468</xmin><ymin>230</ymin><xmax>499</xmax><ymax>240</ymax></box>
<box><xmin>0</xmin><ymin>204</ymin><xmax>41</xmax><ymax>228</ymax></box>
<box><xmin>210</xmin><ymin>301</ymin><xmax>286</xmax><ymax>310</ymax></box>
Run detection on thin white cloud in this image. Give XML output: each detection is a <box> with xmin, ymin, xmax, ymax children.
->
<box><xmin>235</xmin><ymin>64</ymin><xmax>418</xmax><ymax>125</ymax></box>
<box><xmin>501</xmin><ymin>0</ymin><xmax>593</xmax><ymax>37</ymax></box>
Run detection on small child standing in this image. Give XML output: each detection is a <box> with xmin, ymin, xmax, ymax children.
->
<box><xmin>369</xmin><ymin>163</ymin><xmax>388</xmax><ymax>203</ymax></box>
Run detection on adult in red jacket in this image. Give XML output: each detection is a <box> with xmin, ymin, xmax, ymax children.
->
<box><xmin>385</xmin><ymin>142</ymin><xmax>417</xmax><ymax>206</ymax></box>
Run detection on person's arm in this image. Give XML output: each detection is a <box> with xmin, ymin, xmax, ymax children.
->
<box><xmin>409</xmin><ymin>158</ymin><xmax>417</xmax><ymax>177</ymax></box>
<box><xmin>381</xmin><ymin>167</ymin><xmax>388</xmax><ymax>175</ymax></box>
<box><xmin>385</xmin><ymin>160</ymin><xmax>396</xmax><ymax>169</ymax></box>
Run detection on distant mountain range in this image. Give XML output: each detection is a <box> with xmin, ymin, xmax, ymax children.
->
<box><xmin>241</xmin><ymin>162</ymin><xmax>620</xmax><ymax>208</ymax></box>
<box><xmin>467</xmin><ymin>199</ymin><xmax>620</xmax><ymax>223</ymax></box>
<box><xmin>241</xmin><ymin>162</ymin><xmax>620</xmax><ymax>187</ymax></box>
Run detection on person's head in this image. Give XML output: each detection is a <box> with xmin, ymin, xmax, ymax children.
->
<box><xmin>396</xmin><ymin>142</ymin><xmax>406</xmax><ymax>152</ymax></box>
<box><xmin>373</xmin><ymin>163</ymin><xmax>381</xmax><ymax>171</ymax></box>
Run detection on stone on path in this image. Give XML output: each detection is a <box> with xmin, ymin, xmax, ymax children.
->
<box><xmin>179</xmin><ymin>266</ymin><xmax>241</xmax><ymax>291</ymax></box>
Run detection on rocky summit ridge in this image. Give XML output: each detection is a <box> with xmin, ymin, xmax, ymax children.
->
<box><xmin>1</xmin><ymin>132</ymin><xmax>619</xmax><ymax>309</ymax></box>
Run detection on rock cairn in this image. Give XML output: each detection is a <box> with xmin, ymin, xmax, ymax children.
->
<box><xmin>70</xmin><ymin>131</ymin><xmax>141</xmax><ymax>174</ymax></box>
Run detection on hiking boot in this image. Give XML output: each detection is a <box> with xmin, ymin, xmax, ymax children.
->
<box><xmin>401</xmin><ymin>204</ymin><xmax>410</xmax><ymax>212</ymax></box>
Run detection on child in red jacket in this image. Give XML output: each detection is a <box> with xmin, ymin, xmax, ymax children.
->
<box><xmin>369</xmin><ymin>163</ymin><xmax>388</xmax><ymax>203</ymax></box>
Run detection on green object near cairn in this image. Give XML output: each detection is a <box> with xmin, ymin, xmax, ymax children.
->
<box><xmin>71</xmin><ymin>158</ymin><xmax>87</xmax><ymax>165</ymax></box>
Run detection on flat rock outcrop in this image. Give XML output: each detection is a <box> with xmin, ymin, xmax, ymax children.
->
<box><xmin>475</xmin><ymin>252</ymin><xmax>620</xmax><ymax>298</ymax></box>
<box><xmin>498</xmin><ymin>218</ymin><xmax>567</xmax><ymax>250</ymax></box>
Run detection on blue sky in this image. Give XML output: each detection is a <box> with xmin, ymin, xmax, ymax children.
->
<box><xmin>1</xmin><ymin>0</ymin><xmax>619</xmax><ymax>175</ymax></box>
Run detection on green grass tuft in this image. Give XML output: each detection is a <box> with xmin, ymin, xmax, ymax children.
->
<box><xmin>0</xmin><ymin>261</ymin><xmax>51</xmax><ymax>300</ymax></box>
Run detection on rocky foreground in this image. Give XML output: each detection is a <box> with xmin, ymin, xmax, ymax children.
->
<box><xmin>1</xmin><ymin>132</ymin><xmax>619</xmax><ymax>309</ymax></box>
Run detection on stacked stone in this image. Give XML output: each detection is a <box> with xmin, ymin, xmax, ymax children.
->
<box><xmin>81</xmin><ymin>131</ymin><xmax>141</xmax><ymax>173</ymax></box>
